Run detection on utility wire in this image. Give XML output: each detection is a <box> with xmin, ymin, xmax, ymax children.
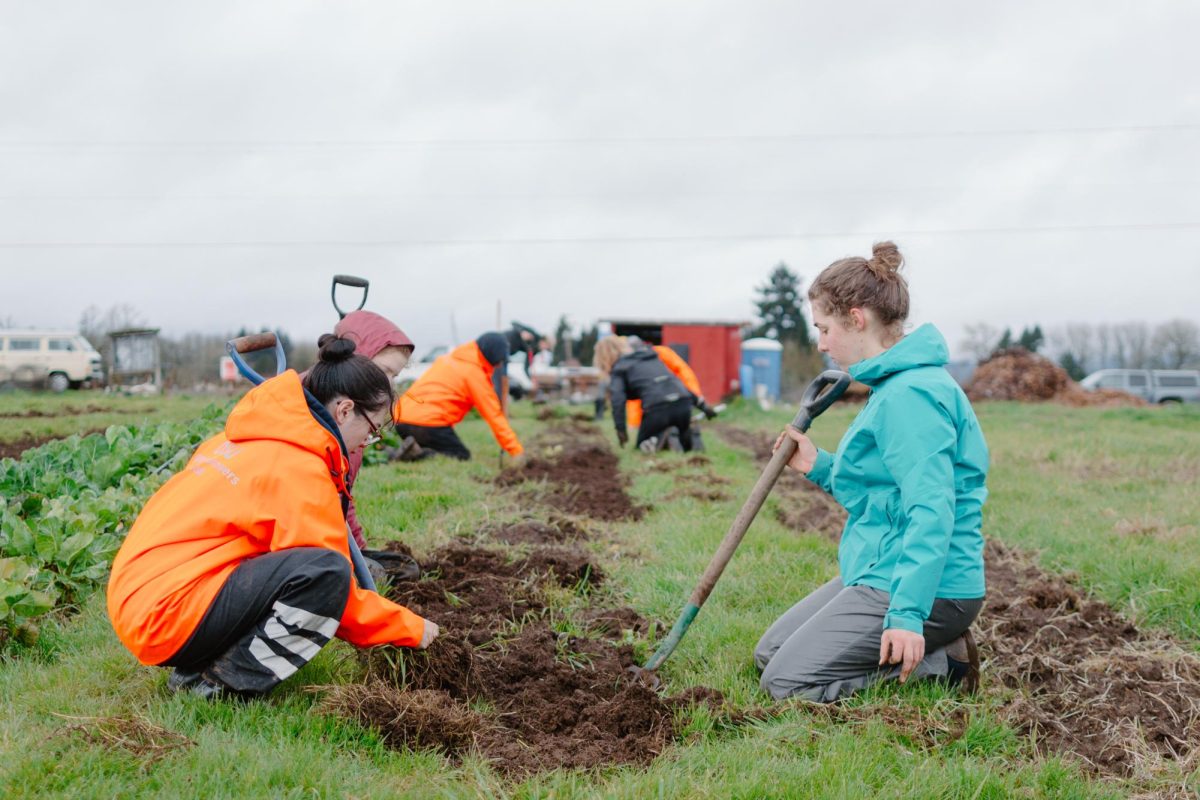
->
<box><xmin>0</xmin><ymin>123</ymin><xmax>1197</xmax><ymax>151</ymax></box>
<box><xmin>2</xmin><ymin>221</ymin><xmax>1199</xmax><ymax>249</ymax></box>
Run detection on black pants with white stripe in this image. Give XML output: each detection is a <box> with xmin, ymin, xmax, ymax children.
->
<box><xmin>163</xmin><ymin>548</ymin><xmax>350</xmax><ymax>695</ymax></box>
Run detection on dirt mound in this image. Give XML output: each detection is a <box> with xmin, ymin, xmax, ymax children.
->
<box><xmin>581</xmin><ymin>606</ymin><xmax>653</xmax><ymax>636</ymax></box>
<box><xmin>980</xmin><ymin>540</ymin><xmax>1200</xmax><ymax>780</ymax></box>
<box><xmin>0</xmin><ymin>429</ymin><xmax>107</xmax><ymax>461</ymax></box>
<box><xmin>713</xmin><ymin>425</ymin><xmax>846</xmax><ymax>541</ymax></box>
<box><xmin>486</xmin><ymin>516</ymin><xmax>590</xmax><ymax>546</ymax></box>
<box><xmin>496</xmin><ymin>441</ymin><xmax>645</xmax><ymax>522</ymax></box>
<box><xmin>966</xmin><ymin>348</ymin><xmax>1144</xmax><ymax>407</ymax></box>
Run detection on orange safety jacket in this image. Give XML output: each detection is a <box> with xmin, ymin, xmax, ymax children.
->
<box><xmin>106</xmin><ymin>370</ymin><xmax>427</xmax><ymax>666</ymax></box>
<box><xmin>396</xmin><ymin>341</ymin><xmax>524</xmax><ymax>456</ymax></box>
<box><xmin>626</xmin><ymin>345</ymin><xmax>703</xmax><ymax>429</ymax></box>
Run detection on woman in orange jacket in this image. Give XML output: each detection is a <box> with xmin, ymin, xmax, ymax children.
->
<box><xmin>394</xmin><ymin>332</ymin><xmax>524</xmax><ymax>461</ymax></box>
<box><xmin>107</xmin><ymin>335</ymin><xmax>439</xmax><ymax>700</ymax></box>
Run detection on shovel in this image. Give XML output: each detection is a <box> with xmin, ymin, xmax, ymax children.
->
<box><xmin>633</xmin><ymin>369</ymin><xmax>851</xmax><ymax>686</ymax></box>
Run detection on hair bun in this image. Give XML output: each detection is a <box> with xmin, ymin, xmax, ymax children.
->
<box><xmin>317</xmin><ymin>334</ymin><xmax>357</xmax><ymax>363</ymax></box>
<box><xmin>867</xmin><ymin>240</ymin><xmax>904</xmax><ymax>279</ymax></box>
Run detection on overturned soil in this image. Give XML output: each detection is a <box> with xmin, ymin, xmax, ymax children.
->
<box><xmin>979</xmin><ymin>540</ymin><xmax>1200</xmax><ymax>780</ymax></box>
<box><xmin>495</xmin><ymin>420</ymin><xmax>646</xmax><ymax>522</ymax></box>
<box><xmin>329</xmin><ymin>539</ymin><xmax>731</xmax><ymax>775</ymax></box>
<box><xmin>0</xmin><ymin>404</ymin><xmax>150</xmax><ymax>419</ymax></box>
<box><xmin>717</xmin><ymin>421</ymin><xmax>1200</xmax><ymax>785</ymax></box>
<box><xmin>967</xmin><ymin>348</ymin><xmax>1145</xmax><ymax>407</ymax></box>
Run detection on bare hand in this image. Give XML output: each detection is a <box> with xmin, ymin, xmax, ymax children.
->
<box><xmin>418</xmin><ymin>620</ymin><xmax>440</xmax><ymax>649</ymax></box>
<box><xmin>879</xmin><ymin>628</ymin><xmax>925</xmax><ymax>683</ymax></box>
<box><xmin>773</xmin><ymin>425</ymin><xmax>818</xmax><ymax>473</ymax></box>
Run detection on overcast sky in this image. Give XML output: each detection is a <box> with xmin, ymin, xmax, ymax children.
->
<box><xmin>2</xmin><ymin>1</ymin><xmax>1197</xmax><ymax>360</ymax></box>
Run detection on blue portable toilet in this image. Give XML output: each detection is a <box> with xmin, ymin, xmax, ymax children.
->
<box><xmin>741</xmin><ymin>338</ymin><xmax>783</xmax><ymax>401</ymax></box>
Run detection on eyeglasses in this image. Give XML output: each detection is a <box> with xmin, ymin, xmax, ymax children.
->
<box><xmin>357</xmin><ymin>408</ymin><xmax>394</xmax><ymax>447</ymax></box>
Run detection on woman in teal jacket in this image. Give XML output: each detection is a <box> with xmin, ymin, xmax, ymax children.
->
<box><xmin>754</xmin><ymin>241</ymin><xmax>988</xmax><ymax>702</ymax></box>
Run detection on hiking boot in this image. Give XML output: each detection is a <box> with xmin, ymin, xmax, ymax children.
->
<box><xmin>663</xmin><ymin>427</ymin><xmax>684</xmax><ymax>453</ymax></box>
<box><xmin>945</xmin><ymin>629</ymin><xmax>980</xmax><ymax>694</ymax></box>
<box><xmin>690</xmin><ymin>430</ymin><xmax>706</xmax><ymax>452</ymax></box>
<box><xmin>638</xmin><ymin>437</ymin><xmax>659</xmax><ymax>454</ymax></box>
<box><xmin>361</xmin><ymin>549</ymin><xmax>421</xmax><ymax>582</ymax></box>
<box><xmin>389</xmin><ymin>436</ymin><xmax>424</xmax><ymax>462</ymax></box>
<box><xmin>166</xmin><ymin>668</ymin><xmax>203</xmax><ymax>693</ymax></box>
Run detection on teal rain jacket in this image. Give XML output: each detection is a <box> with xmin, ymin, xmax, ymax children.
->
<box><xmin>806</xmin><ymin>324</ymin><xmax>988</xmax><ymax>634</ymax></box>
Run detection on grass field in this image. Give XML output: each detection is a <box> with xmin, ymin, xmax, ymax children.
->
<box><xmin>1</xmin><ymin>391</ymin><xmax>1197</xmax><ymax>798</ymax></box>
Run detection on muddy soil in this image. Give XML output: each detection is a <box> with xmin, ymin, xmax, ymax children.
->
<box><xmin>717</xmin><ymin>421</ymin><xmax>1200</xmax><ymax>784</ymax></box>
<box><xmin>0</xmin><ymin>404</ymin><xmax>150</xmax><ymax>419</ymax></box>
<box><xmin>495</xmin><ymin>421</ymin><xmax>646</xmax><ymax>522</ymax></box>
<box><xmin>331</xmin><ymin>539</ymin><xmax>728</xmax><ymax>775</ymax></box>
<box><xmin>979</xmin><ymin>540</ymin><xmax>1200</xmax><ymax>779</ymax></box>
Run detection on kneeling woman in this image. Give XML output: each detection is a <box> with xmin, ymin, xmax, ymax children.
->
<box><xmin>107</xmin><ymin>335</ymin><xmax>439</xmax><ymax>699</ymax></box>
<box><xmin>755</xmin><ymin>242</ymin><xmax>987</xmax><ymax>702</ymax></box>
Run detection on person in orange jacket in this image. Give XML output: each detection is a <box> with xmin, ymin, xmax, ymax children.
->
<box><xmin>107</xmin><ymin>335</ymin><xmax>439</xmax><ymax>700</ymax></box>
<box><xmin>394</xmin><ymin>332</ymin><xmax>524</xmax><ymax>461</ymax></box>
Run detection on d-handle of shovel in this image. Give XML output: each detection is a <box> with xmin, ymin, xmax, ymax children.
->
<box><xmin>792</xmin><ymin>370</ymin><xmax>853</xmax><ymax>434</ymax></box>
<box><xmin>332</xmin><ymin>274</ymin><xmax>369</xmax><ymax>319</ymax></box>
<box><xmin>226</xmin><ymin>332</ymin><xmax>287</xmax><ymax>386</ymax></box>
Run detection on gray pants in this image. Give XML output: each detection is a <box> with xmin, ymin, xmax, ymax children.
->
<box><xmin>754</xmin><ymin>577</ymin><xmax>983</xmax><ymax>703</ymax></box>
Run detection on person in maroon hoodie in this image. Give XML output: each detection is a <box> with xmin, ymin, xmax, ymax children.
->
<box><xmin>328</xmin><ymin>310</ymin><xmax>422</xmax><ymax>583</ymax></box>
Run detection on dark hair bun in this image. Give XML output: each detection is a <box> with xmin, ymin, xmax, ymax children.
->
<box><xmin>317</xmin><ymin>334</ymin><xmax>357</xmax><ymax>363</ymax></box>
<box><xmin>867</xmin><ymin>241</ymin><xmax>904</xmax><ymax>279</ymax></box>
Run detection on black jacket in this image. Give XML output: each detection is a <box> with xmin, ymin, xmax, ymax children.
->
<box><xmin>610</xmin><ymin>348</ymin><xmax>691</xmax><ymax>433</ymax></box>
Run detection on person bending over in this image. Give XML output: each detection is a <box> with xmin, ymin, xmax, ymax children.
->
<box><xmin>594</xmin><ymin>336</ymin><xmax>696</xmax><ymax>453</ymax></box>
<box><xmin>394</xmin><ymin>332</ymin><xmax>523</xmax><ymax>461</ymax></box>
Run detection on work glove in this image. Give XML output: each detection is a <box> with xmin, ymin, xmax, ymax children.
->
<box><xmin>699</xmin><ymin>400</ymin><xmax>719</xmax><ymax>420</ymax></box>
<box><xmin>418</xmin><ymin>620</ymin><xmax>440</xmax><ymax>649</ymax></box>
<box><xmin>616</xmin><ymin>429</ymin><xmax>629</xmax><ymax>448</ymax></box>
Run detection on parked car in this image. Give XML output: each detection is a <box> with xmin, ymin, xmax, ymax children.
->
<box><xmin>0</xmin><ymin>329</ymin><xmax>104</xmax><ymax>391</ymax></box>
<box><xmin>1080</xmin><ymin>368</ymin><xmax>1200</xmax><ymax>404</ymax></box>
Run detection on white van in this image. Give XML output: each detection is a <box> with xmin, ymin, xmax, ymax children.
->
<box><xmin>0</xmin><ymin>330</ymin><xmax>104</xmax><ymax>392</ymax></box>
<box><xmin>1080</xmin><ymin>368</ymin><xmax>1200</xmax><ymax>404</ymax></box>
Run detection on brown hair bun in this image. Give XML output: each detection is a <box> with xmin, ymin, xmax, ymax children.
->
<box><xmin>317</xmin><ymin>334</ymin><xmax>357</xmax><ymax>364</ymax></box>
<box><xmin>866</xmin><ymin>240</ymin><xmax>904</xmax><ymax>280</ymax></box>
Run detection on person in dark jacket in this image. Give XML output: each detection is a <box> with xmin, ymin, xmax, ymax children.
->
<box><xmin>593</xmin><ymin>336</ymin><xmax>695</xmax><ymax>452</ymax></box>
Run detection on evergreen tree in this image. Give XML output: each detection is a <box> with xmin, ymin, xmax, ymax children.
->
<box><xmin>576</xmin><ymin>325</ymin><xmax>598</xmax><ymax>366</ymax></box>
<box><xmin>1018</xmin><ymin>325</ymin><xmax>1044</xmax><ymax>353</ymax></box>
<box><xmin>996</xmin><ymin>328</ymin><xmax>1013</xmax><ymax>351</ymax></box>
<box><xmin>752</xmin><ymin>263</ymin><xmax>810</xmax><ymax>347</ymax></box>
<box><xmin>1059</xmin><ymin>352</ymin><xmax>1085</xmax><ymax>381</ymax></box>
<box><xmin>552</xmin><ymin>315</ymin><xmax>571</xmax><ymax>364</ymax></box>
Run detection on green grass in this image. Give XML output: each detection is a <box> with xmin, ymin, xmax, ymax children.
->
<box><xmin>0</xmin><ymin>389</ymin><xmax>223</xmax><ymax>444</ymax></box>
<box><xmin>3</xmin><ymin>398</ymin><xmax>1196</xmax><ymax>797</ymax></box>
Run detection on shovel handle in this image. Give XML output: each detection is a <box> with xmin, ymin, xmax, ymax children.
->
<box><xmin>332</xmin><ymin>274</ymin><xmax>370</xmax><ymax>319</ymax></box>
<box><xmin>641</xmin><ymin>369</ymin><xmax>850</xmax><ymax>673</ymax></box>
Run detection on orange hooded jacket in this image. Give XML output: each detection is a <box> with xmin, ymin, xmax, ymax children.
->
<box><xmin>626</xmin><ymin>345</ymin><xmax>703</xmax><ymax>429</ymax></box>
<box><xmin>106</xmin><ymin>370</ymin><xmax>427</xmax><ymax>666</ymax></box>
<box><xmin>396</xmin><ymin>341</ymin><xmax>524</xmax><ymax>456</ymax></box>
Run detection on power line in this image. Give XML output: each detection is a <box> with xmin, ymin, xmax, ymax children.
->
<box><xmin>2</xmin><ymin>221</ymin><xmax>1199</xmax><ymax>249</ymax></box>
<box><xmin>0</xmin><ymin>123</ymin><xmax>1197</xmax><ymax>151</ymax></box>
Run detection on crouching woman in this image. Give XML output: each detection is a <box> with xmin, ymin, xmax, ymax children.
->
<box><xmin>106</xmin><ymin>335</ymin><xmax>439</xmax><ymax>699</ymax></box>
<box><xmin>754</xmin><ymin>242</ymin><xmax>987</xmax><ymax>702</ymax></box>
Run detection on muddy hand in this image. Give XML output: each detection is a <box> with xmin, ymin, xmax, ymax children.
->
<box><xmin>773</xmin><ymin>425</ymin><xmax>818</xmax><ymax>474</ymax></box>
<box><xmin>879</xmin><ymin>628</ymin><xmax>924</xmax><ymax>683</ymax></box>
<box><xmin>419</xmin><ymin>620</ymin><xmax>440</xmax><ymax>649</ymax></box>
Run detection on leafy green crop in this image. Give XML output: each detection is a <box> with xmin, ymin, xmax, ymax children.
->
<box><xmin>0</xmin><ymin>405</ymin><xmax>226</xmax><ymax>650</ymax></box>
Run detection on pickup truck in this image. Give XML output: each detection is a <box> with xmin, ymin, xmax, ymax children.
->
<box><xmin>1080</xmin><ymin>369</ymin><xmax>1200</xmax><ymax>404</ymax></box>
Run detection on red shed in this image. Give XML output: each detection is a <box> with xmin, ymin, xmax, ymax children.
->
<box><xmin>600</xmin><ymin>318</ymin><xmax>748</xmax><ymax>401</ymax></box>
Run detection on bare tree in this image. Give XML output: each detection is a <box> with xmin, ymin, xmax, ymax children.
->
<box><xmin>960</xmin><ymin>322</ymin><xmax>1002</xmax><ymax>362</ymax></box>
<box><xmin>1113</xmin><ymin>322</ymin><xmax>1153</xmax><ymax>369</ymax></box>
<box><xmin>1152</xmin><ymin>319</ymin><xmax>1200</xmax><ymax>369</ymax></box>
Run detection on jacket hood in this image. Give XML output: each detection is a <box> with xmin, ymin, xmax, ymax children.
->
<box><xmin>850</xmin><ymin>323</ymin><xmax>949</xmax><ymax>386</ymax></box>
<box><xmin>621</xmin><ymin>348</ymin><xmax>659</xmax><ymax>364</ymax></box>
<box><xmin>333</xmin><ymin>310</ymin><xmax>414</xmax><ymax>359</ymax></box>
<box><xmin>451</xmin><ymin>340</ymin><xmax>496</xmax><ymax>375</ymax></box>
<box><xmin>225</xmin><ymin>370</ymin><xmax>348</xmax><ymax>464</ymax></box>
